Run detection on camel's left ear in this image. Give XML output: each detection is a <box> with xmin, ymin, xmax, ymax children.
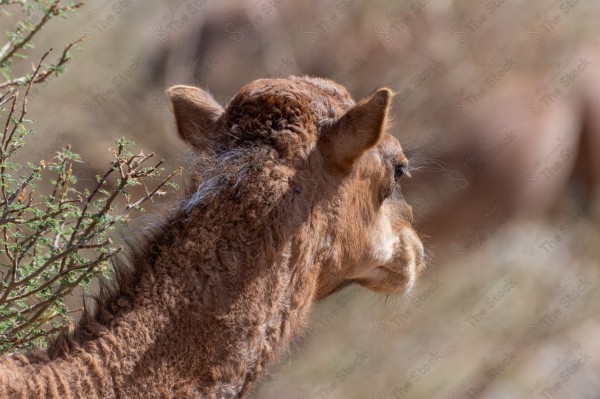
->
<box><xmin>168</xmin><ymin>85</ymin><xmax>224</xmax><ymax>149</ymax></box>
<box><xmin>319</xmin><ymin>88</ymin><xmax>392</xmax><ymax>171</ymax></box>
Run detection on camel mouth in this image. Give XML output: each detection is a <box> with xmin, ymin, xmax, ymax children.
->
<box><xmin>363</xmin><ymin>265</ymin><xmax>414</xmax><ymax>294</ymax></box>
<box><xmin>374</xmin><ymin>237</ymin><xmax>426</xmax><ymax>293</ymax></box>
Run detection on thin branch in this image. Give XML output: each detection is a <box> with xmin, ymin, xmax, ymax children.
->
<box><xmin>0</xmin><ymin>1</ymin><xmax>29</xmax><ymax>5</ymax></box>
<box><xmin>0</xmin><ymin>2</ymin><xmax>58</xmax><ymax>65</ymax></box>
<box><xmin>0</xmin><ymin>2</ymin><xmax>83</xmax><ymax>66</ymax></box>
<box><xmin>0</xmin><ymin>37</ymin><xmax>84</xmax><ymax>91</ymax></box>
<box><xmin>4</xmin><ymin>49</ymin><xmax>51</xmax><ymax>159</ymax></box>
<box><xmin>125</xmin><ymin>166</ymin><xmax>183</xmax><ymax>211</ymax></box>
<box><xmin>4</xmin><ymin>246</ymin><xmax>115</xmax><ymax>305</ymax></box>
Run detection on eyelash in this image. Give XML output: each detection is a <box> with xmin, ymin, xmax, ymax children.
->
<box><xmin>394</xmin><ymin>165</ymin><xmax>406</xmax><ymax>181</ymax></box>
<box><xmin>380</xmin><ymin>163</ymin><xmax>407</xmax><ymax>204</ymax></box>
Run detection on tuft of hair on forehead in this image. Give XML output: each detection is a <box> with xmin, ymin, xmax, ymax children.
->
<box><xmin>218</xmin><ymin>79</ymin><xmax>321</xmax><ymax>154</ymax></box>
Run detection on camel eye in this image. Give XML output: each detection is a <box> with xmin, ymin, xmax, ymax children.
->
<box><xmin>394</xmin><ymin>164</ymin><xmax>406</xmax><ymax>181</ymax></box>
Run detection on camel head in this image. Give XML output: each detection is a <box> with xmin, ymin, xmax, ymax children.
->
<box><xmin>168</xmin><ymin>76</ymin><xmax>425</xmax><ymax>299</ymax></box>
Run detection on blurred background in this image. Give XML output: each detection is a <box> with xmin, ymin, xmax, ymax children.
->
<box><xmin>7</xmin><ymin>0</ymin><xmax>600</xmax><ymax>397</ymax></box>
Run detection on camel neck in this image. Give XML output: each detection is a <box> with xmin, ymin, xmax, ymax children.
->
<box><xmin>0</xmin><ymin>179</ymin><xmax>321</xmax><ymax>398</ymax></box>
<box><xmin>111</xmin><ymin>196</ymin><xmax>320</xmax><ymax>397</ymax></box>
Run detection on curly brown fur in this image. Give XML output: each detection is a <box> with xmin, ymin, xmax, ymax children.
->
<box><xmin>0</xmin><ymin>76</ymin><xmax>424</xmax><ymax>398</ymax></box>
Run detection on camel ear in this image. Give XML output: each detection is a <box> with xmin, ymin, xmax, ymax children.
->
<box><xmin>319</xmin><ymin>88</ymin><xmax>392</xmax><ymax>171</ymax></box>
<box><xmin>168</xmin><ymin>85</ymin><xmax>224</xmax><ymax>149</ymax></box>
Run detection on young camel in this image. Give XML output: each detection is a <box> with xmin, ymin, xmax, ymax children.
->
<box><xmin>0</xmin><ymin>76</ymin><xmax>424</xmax><ymax>398</ymax></box>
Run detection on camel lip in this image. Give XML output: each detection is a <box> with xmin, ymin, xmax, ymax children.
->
<box><xmin>372</xmin><ymin>266</ymin><xmax>413</xmax><ymax>292</ymax></box>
